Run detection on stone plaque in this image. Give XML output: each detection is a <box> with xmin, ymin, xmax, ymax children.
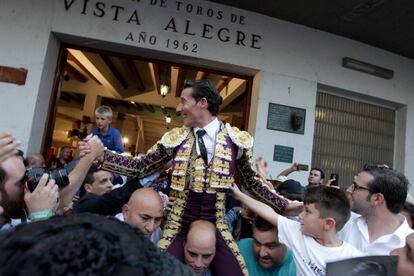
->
<box><xmin>266</xmin><ymin>103</ymin><xmax>306</xmax><ymax>134</ymax></box>
<box><xmin>273</xmin><ymin>145</ymin><xmax>294</xmax><ymax>163</ymax></box>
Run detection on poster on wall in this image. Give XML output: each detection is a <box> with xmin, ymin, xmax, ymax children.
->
<box><xmin>266</xmin><ymin>103</ymin><xmax>306</xmax><ymax>134</ymax></box>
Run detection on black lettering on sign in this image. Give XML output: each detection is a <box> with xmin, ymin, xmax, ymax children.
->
<box><xmin>64</xmin><ymin>0</ymin><xmax>75</xmax><ymax>10</ymax></box>
<box><xmin>251</xmin><ymin>34</ymin><xmax>262</xmax><ymax>49</ymax></box>
<box><xmin>93</xmin><ymin>2</ymin><xmax>105</xmax><ymax>17</ymax></box>
<box><xmin>127</xmin><ymin>10</ymin><xmax>141</xmax><ymax>24</ymax></box>
<box><xmin>164</xmin><ymin>17</ymin><xmax>178</xmax><ymax>32</ymax></box>
<box><xmin>111</xmin><ymin>5</ymin><xmax>124</xmax><ymax>21</ymax></box>
<box><xmin>202</xmin><ymin>24</ymin><xmax>213</xmax><ymax>39</ymax></box>
<box><xmin>166</xmin><ymin>39</ymin><xmax>198</xmax><ymax>53</ymax></box>
<box><xmin>125</xmin><ymin>32</ymin><xmax>134</xmax><ymax>41</ymax></box>
<box><xmin>236</xmin><ymin>31</ymin><xmax>246</xmax><ymax>46</ymax></box>
<box><xmin>81</xmin><ymin>0</ymin><xmax>89</xmax><ymax>14</ymax></box>
<box><xmin>217</xmin><ymin>28</ymin><xmax>230</xmax><ymax>42</ymax></box>
<box><xmin>62</xmin><ymin>0</ymin><xmax>141</xmax><ymax>25</ymax></box>
<box><xmin>138</xmin><ymin>32</ymin><xmax>147</xmax><ymax>43</ymax></box>
<box><xmin>184</xmin><ymin>20</ymin><xmax>195</xmax><ymax>36</ymax></box>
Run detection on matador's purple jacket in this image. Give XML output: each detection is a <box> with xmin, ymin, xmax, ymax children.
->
<box><xmin>100</xmin><ymin>123</ymin><xmax>289</xmax><ymax>275</ymax></box>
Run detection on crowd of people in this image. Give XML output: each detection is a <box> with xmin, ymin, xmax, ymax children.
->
<box><xmin>1</xmin><ymin>79</ymin><xmax>414</xmax><ymax>276</ymax></box>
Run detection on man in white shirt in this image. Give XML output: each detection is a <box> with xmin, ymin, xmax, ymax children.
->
<box><xmin>339</xmin><ymin>165</ymin><xmax>413</xmax><ymax>255</ymax></box>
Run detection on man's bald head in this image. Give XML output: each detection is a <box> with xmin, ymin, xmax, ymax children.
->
<box><xmin>122</xmin><ymin>188</ymin><xmax>163</xmax><ymax>235</ymax></box>
<box><xmin>184</xmin><ymin>220</ymin><xmax>217</xmax><ymax>274</ymax></box>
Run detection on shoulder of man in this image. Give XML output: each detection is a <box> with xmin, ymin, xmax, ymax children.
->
<box><xmin>159</xmin><ymin>126</ymin><xmax>191</xmax><ymax>148</ymax></box>
<box><xmin>225</xmin><ymin>123</ymin><xmax>254</xmax><ymax>149</ymax></box>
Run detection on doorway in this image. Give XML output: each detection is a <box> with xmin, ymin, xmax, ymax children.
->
<box><xmin>44</xmin><ymin>45</ymin><xmax>253</xmax><ymax>161</ymax></box>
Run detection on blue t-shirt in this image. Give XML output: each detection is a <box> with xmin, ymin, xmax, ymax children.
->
<box><xmin>238</xmin><ymin>238</ymin><xmax>296</xmax><ymax>276</ymax></box>
<box><xmin>92</xmin><ymin>126</ymin><xmax>124</xmax><ymax>153</ymax></box>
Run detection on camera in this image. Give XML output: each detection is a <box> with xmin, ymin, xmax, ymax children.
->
<box><xmin>25</xmin><ymin>160</ymin><xmax>77</xmax><ymax>192</ymax></box>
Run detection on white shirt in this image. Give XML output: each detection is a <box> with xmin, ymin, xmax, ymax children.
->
<box><xmin>278</xmin><ymin>216</ymin><xmax>363</xmax><ymax>276</ymax></box>
<box><xmin>194</xmin><ymin>118</ymin><xmax>221</xmax><ymax>163</ymax></box>
<box><xmin>338</xmin><ymin>212</ymin><xmax>414</xmax><ymax>255</ymax></box>
<box><xmin>115</xmin><ymin>213</ymin><xmax>162</xmax><ymax>244</ymax></box>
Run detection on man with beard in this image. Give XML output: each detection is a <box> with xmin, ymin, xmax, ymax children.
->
<box><xmin>0</xmin><ymin>154</ymin><xmax>25</xmax><ymax>224</ymax></box>
<box><xmin>339</xmin><ymin>164</ymin><xmax>413</xmax><ymax>255</ymax></box>
<box><xmin>1</xmin><ymin>152</ymin><xmax>59</xmax><ymax>229</ymax></box>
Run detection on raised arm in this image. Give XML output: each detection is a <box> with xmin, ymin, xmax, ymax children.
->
<box><xmin>59</xmin><ymin>136</ymin><xmax>104</xmax><ymax>210</ymax></box>
<box><xmin>100</xmin><ymin>143</ymin><xmax>172</xmax><ymax>177</ymax></box>
<box><xmin>277</xmin><ymin>162</ymin><xmax>299</xmax><ymax>177</ymax></box>
<box><xmin>229</xmin><ymin>183</ymin><xmax>279</xmax><ymax>226</ymax></box>
<box><xmin>237</xmin><ymin>149</ymin><xmax>288</xmax><ymax>213</ymax></box>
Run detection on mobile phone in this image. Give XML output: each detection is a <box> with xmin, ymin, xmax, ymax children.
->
<box><xmin>330</xmin><ymin>173</ymin><xmax>339</xmax><ymax>186</ymax></box>
<box><xmin>297</xmin><ymin>164</ymin><xmax>309</xmax><ymax>171</ymax></box>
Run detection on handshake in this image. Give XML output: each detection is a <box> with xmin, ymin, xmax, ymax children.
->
<box><xmin>78</xmin><ymin>135</ymin><xmax>105</xmax><ymax>161</ymax></box>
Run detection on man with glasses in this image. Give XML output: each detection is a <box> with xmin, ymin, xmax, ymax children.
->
<box><xmin>338</xmin><ymin>164</ymin><xmax>413</xmax><ymax>255</ymax></box>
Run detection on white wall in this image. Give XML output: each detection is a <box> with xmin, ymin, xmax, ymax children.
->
<box><xmin>1</xmin><ymin>0</ymin><xmax>413</xmax><ymax>189</ymax></box>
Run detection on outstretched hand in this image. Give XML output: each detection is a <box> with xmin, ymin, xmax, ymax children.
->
<box><xmin>228</xmin><ymin>183</ymin><xmax>243</xmax><ymax>200</ymax></box>
<box><xmin>255</xmin><ymin>156</ymin><xmax>269</xmax><ymax>178</ymax></box>
<box><xmin>78</xmin><ymin>134</ymin><xmax>93</xmax><ymax>158</ymax></box>
<box><xmin>283</xmin><ymin>200</ymin><xmax>304</xmax><ymax>216</ymax></box>
<box><xmin>87</xmin><ymin>136</ymin><xmax>105</xmax><ymax>161</ymax></box>
<box><xmin>290</xmin><ymin>162</ymin><xmax>300</xmax><ymax>172</ymax></box>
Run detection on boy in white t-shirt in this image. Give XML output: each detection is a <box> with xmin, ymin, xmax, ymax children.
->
<box><xmin>230</xmin><ymin>185</ymin><xmax>363</xmax><ymax>276</ymax></box>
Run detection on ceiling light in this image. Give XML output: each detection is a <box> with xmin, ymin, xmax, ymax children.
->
<box><xmin>342</xmin><ymin>57</ymin><xmax>393</xmax><ymax>79</ymax></box>
<box><xmin>165</xmin><ymin>115</ymin><xmax>172</xmax><ymax>124</ymax></box>
<box><xmin>130</xmin><ymin>101</ymin><xmax>135</xmax><ymax>105</ymax></box>
<box><xmin>160</xmin><ymin>83</ymin><xmax>170</xmax><ymax>97</ymax></box>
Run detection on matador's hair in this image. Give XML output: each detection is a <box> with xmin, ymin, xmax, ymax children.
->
<box><xmin>0</xmin><ymin>213</ymin><xmax>195</xmax><ymax>276</ymax></box>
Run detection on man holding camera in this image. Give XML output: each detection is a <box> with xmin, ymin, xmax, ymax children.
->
<box><xmin>0</xmin><ymin>146</ymin><xmax>58</xmax><ymax>229</ymax></box>
<box><xmin>0</xmin><ymin>133</ymin><xmax>105</xmax><ymax>229</ymax></box>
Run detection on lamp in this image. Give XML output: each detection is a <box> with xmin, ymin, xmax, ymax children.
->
<box><xmin>160</xmin><ymin>83</ymin><xmax>170</xmax><ymax>97</ymax></box>
<box><xmin>342</xmin><ymin>57</ymin><xmax>394</xmax><ymax>79</ymax></box>
<box><xmin>122</xmin><ymin>137</ymin><xmax>129</xmax><ymax>146</ymax></box>
<box><xmin>165</xmin><ymin>114</ymin><xmax>171</xmax><ymax>129</ymax></box>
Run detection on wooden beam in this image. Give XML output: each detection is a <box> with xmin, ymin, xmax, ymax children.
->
<box><xmin>200</xmin><ymin>72</ymin><xmax>209</xmax><ymax>80</ymax></box>
<box><xmin>66</xmin><ymin>93</ymin><xmax>83</xmax><ymax>104</ymax></box>
<box><xmin>120</xmin><ymin>101</ymin><xmax>131</xmax><ymax>110</ymax></box>
<box><xmin>60</xmin><ymin>93</ymin><xmax>72</xmax><ymax>102</ymax></box>
<box><xmin>152</xmin><ymin>63</ymin><xmax>161</xmax><ymax>95</ymax></box>
<box><xmin>175</xmin><ymin>68</ymin><xmax>185</xmax><ymax>97</ymax></box>
<box><xmin>67</xmin><ymin>52</ymin><xmax>102</xmax><ymax>85</ymax></box>
<box><xmin>134</xmin><ymin>103</ymin><xmax>143</xmax><ymax>111</ymax></box>
<box><xmin>126</xmin><ymin>59</ymin><xmax>145</xmax><ymax>91</ymax></box>
<box><xmin>143</xmin><ymin>104</ymin><xmax>155</xmax><ymax>113</ymax></box>
<box><xmin>100</xmin><ymin>54</ymin><xmax>128</xmax><ymax>89</ymax></box>
<box><xmin>65</xmin><ymin>63</ymin><xmax>87</xmax><ymax>83</ymax></box>
<box><xmin>102</xmin><ymin>98</ymin><xmax>118</xmax><ymax>108</ymax></box>
<box><xmin>217</xmin><ymin>77</ymin><xmax>233</xmax><ymax>93</ymax></box>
